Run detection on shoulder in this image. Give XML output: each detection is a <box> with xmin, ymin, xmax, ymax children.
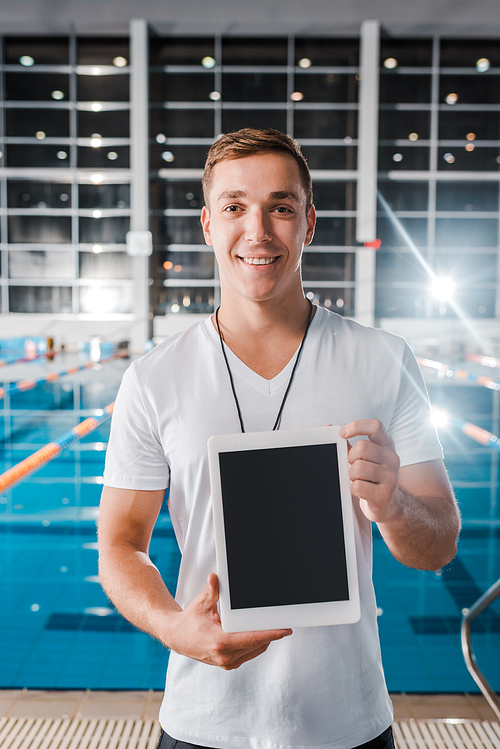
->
<box><xmin>318</xmin><ymin>307</ymin><xmax>407</xmax><ymax>357</ymax></box>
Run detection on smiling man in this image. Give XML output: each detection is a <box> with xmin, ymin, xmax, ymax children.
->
<box><xmin>98</xmin><ymin>129</ymin><xmax>460</xmax><ymax>749</ymax></box>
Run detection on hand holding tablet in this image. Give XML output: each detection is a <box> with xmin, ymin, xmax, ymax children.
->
<box><xmin>208</xmin><ymin>426</ymin><xmax>360</xmax><ymax>633</ymax></box>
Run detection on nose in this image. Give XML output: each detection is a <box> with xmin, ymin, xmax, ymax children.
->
<box><xmin>244</xmin><ymin>208</ymin><xmax>272</xmax><ymax>244</ymax></box>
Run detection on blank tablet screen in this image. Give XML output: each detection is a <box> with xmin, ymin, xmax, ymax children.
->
<box><xmin>218</xmin><ymin>443</ymin><xmax>349</xmax><ymax>610</ymax></box>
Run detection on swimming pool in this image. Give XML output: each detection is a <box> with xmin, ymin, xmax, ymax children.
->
<box><xmin>0</xmin><ymin>354</ymin><xmax>498</xmax><ymax>691</ymax></box>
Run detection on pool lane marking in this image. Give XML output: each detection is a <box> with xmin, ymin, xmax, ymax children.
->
<box><xmin>417</xmin><ymin>357</ymin><xmax>500</xmax><ymax>391</ymax></box>
<box><xmin>0</xmin><ymin>351</ymin><xmax>128</xmax><ymax>400</ymax></box>
<box><xmin>0</xmin><ymin>403</ymin><xmax>114</xmax><ymax>492</ymax></box>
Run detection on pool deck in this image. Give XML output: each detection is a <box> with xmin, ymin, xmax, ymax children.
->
<box><xmin>1</xmin><ymin>690</ymin><xmax>500</xmax><ymax>749</ymax></box>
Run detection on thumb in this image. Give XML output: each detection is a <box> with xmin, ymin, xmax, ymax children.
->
<box><xmin>200</xmin><ymin>573</ymin><xmax>220</xmax><ymax>611</ymax></box>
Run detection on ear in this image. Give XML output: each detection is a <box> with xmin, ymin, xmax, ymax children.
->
<box><xmin>201</xmin><ymin>206</ymin><xmax>213</xmax><ymax>247</ymax></box>
<box><xmin>304</xmin><ymin>204</ymin><xmax>316</xmax><ymax>247</ymax></box>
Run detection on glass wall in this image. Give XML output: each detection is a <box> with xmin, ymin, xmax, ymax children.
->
<box><xmin>0</xmin><ymin>35</ymin><xmax>133</xmax><ymax>316</ymax></box>
<box><xmin>376</xmin><ymin>38</ymin><xmax>500</xmax><ymax>319</ymax></box>
<box><xmin>149</xmin><ymin>36</ymin><xmax>359</xmax><ymax>318</ymax></box>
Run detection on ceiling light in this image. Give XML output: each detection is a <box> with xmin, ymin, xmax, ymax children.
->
<box><xmin>92</xmin><ymin>244</ymin><xmax>102</xmax><ymax>253</ymax></box>
<box><xmin>107</xmin><ymin>151</ymin><xmax>118</xmax><ymax>160</ymax></box>
<box><xmin>36</xmin><ymin>131</ymin><xmax>46</xmax><ymax>140</ymax></box>
<box><xmin>51</xmin><ymin>90</ymin><xmax>64</xmax><ymax>100</ymax></box>
<box><xmin>408</xmin><ymin>133</ymin><xmax>418</xmax><ymax>141</ymax></box>
<box><xmin>392</xmin><ymin>153</ymin><xmax>403</xmax><ymax>162</ymax></box>
<box><xmin>465</xmin><ymin>143</ymin><xmax>475</xmax><ymax>152</ymax></box>
<box><xmin>56</xmin><ymin>151</ymin><xmax>67</xmax><ymax>159</ymax></box>
<box><xmin>446</xmin><ymin>93</ymin><xmax>458</xmax><ymax>105</ymax></box>
<box><xmin>209</xmin><ymin>91</ymin><xmax>221</xmax><ymax>101</ymax></box>
<box><xmin>383</xmin><ymin>58</ymin><xmax>398</xmax><ymax>69</ymax></box>
<box><xmin>162</xmin><ymin>151</ymin><xmax>175</xmax><ymax>162</ymax></box>
<box><xmin>466</xmin><ymin>132</ymin><xmax>476</xmax><ymax>141</ymax></box>
<box><xmin>92</xmin><ymin>210</ymin><xmax>102</xmax><ymax>218</ymax></box>
<box><xmin>202</xmin><ymin>56</ymin><xmax>216</xmax><ymax>68</ymax></box>
<box><xmin>163</xmin><ymin>260</ymin><xmax>173</xmax><ymax>270</ymax></box>
<box><xmin>90</xmin><ymin>137</ymin><xmax>102</xmax><ymax>147</ymax></box>
<box><xmin>298</xmin><ymin>58</ymin><xmax>312</xmax><ymax>68</ymax></box>
<box><xmin>20</xmin><ymin>55</ymin><xmax>35</xmax><ymax>66</ymax></box>
<box><xmin>290</xmin><ymin>91</ymin><xmax>304</xmax><ymax>101</ymax></box>
<box><xmin>156</xmin><ymin>133</ymin><xmax>166</xmax><ymax>143</ymax></box>
<box><xmin>113</xmin><ymin>56</ymin><xmax>127</xmax><ymax>67</ymax></box>
<box><xmin>91</xmin><ymin>66</ymin><xmax>101</xmax><ymax>75</ymax></box>
<box><xmin>91</xmin><ymin>173</ymin><xmax>103</xmax><ymax>183</ymax></box>
<box><xmin>476</xmin><ymin>58</ymin><xmax>490</xmax><ymax>72</ymax></box>
<box><xmin>91</xmin><ymin>102</ymin><xmax>102</xmax><ymax>111</ymax></box>
<box><xmin>443</xmin><ymin>152</ymin><xmax>455</xmax><ymax>163</ymax></box>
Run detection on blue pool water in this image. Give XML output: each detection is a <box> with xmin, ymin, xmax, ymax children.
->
<box><xmin>0</xmin><ymin>355</ymin><xmax>499</xmax><ymax>691</ymax></box>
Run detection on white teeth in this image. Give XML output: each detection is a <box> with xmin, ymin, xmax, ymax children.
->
<box><xmin>242</xmin><ymin>257</ymin><xmax>277</xmax><ymax>265</ymax></box>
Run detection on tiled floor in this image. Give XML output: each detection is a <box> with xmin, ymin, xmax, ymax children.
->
<box><xmin>0</xmin><ymin>689</ymin><xmax>498</xmax><ymax>722</ymax></box>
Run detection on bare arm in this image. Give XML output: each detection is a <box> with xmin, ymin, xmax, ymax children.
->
<box><xmin>98</xmin><ymin>486</ymin><xmax>292</xmax><ymax>670</ymax></box>
<box><xmin>340</xmin><ymin>420</ymin><xmax>460</xmax><ymax>571</ymax></box>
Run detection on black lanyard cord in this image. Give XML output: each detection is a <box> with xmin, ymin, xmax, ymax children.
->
<box><xmin>215</xmin><ymin>299</ymin><xmax>314</xmax><ymax>433</ymax></box>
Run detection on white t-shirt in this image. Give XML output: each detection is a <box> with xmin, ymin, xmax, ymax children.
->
<box><xmin>104</xmin><ymin>306</ymin><xmax>443</xmax><ymax>749</ymax></box>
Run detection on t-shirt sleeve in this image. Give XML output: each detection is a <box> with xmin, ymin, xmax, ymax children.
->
<box><xmin>389</xmin><ymin>342</ymin><xmax>444</xmax><ymax>467</ymax></box>
<box><xmin>103</xmin><ymin>363</ymin><xmax>170</xmax><ymax>490</ymax></box>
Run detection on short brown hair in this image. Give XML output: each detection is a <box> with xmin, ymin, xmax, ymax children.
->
<box><xmin>202</xmin><ymin>128</ymin><xmax>313</xmax><ymax>212</ymax></box>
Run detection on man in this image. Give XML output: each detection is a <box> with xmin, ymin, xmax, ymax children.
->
<box><xmin>99</xmin><ymin>129</ymin><xmax>460</xmax><ymax>749</ymax></box>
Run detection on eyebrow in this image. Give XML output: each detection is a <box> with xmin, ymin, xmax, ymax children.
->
<box><xmin>216</xmin><ymin>189</ymin><xmax>301</xmax><ymax>202</ymax></box>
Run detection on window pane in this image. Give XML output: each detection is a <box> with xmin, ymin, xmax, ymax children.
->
<box><xmin>152</xmin><ymin>109</ymin><xmax>214</xmax><ymax>138</ymax></box>
<box><xmin>9</xmin><ymin>216</ymin><xmax>71</xmax><ymax>243</ymax></box>
<box><xmin>151</xmin><ymin>73</ymin><xmax>214</xmax><ymax>102</ymax></box>
<box><xmin>77</xmin><ymin>146</ymin><xmax>129</xmax><ymax>168</ymax></box>
<box><xmin>312</xmin><ymin>218</ymin><xmax>347</xmax><ymax>245</ymax></box>
<box><xmin>376</xmin><ymin>251</ymin><xmax>429</xmax><ymax>283</ymax></box>
<box><xmin>77</xmin><ymin>75</ymin><xmax>129</xmax><ymax>102</ymax></box>
<box><xmin>7</xmin><ymin>145</ymin><xmax>70</xmax><ymax>168</ymax></box>
<box><xmin>438</xmin><ymin>110</ymin><xmax>500</xmax><ymax>140</ymax></box>
<box><xmin>440</xmin><ymin>39</ymin><xmax>500</xmax><ymax>68</ymax></box>
<box><xmin>380</xmin><ymin>39</ymin><xmax>433</xmax><ymax>67</ymax></box>
<box><xmin>295</xmin><ymin>38</ymin><xmax>359</xmax><ymax>67</ymax></box>
<box><xmin>8</xmin><ymin>181</ymin><xmax>71</xmax><ymax>208</ymax></box>
<box><xmin>379</xmin><ymin>74</ymin><xmax>431</xmax><ymax>103</ymax></box>
<box><xmin>294</xmin><ymin>110</ymin><xmax>357</xmax><ymax>139</ymax></box>
<box><xmin>302</xmin><ymin>252</ymin><xmax>354</xmax><ymax>282</ymax></box>
<box><xmin>378</xmin><ymin>146</ymin><xmax>429</xmax><ymax>171</ymax></box>
<box><xmin>152</xmin><ymin>144</ymin><xmax>208</xmax><ymax>169</ymax></box>
<box><xmin>153</xmin><ymin>181</ymin><xmax>203</xmax><ymax>210</ymax></box>
<box><xmin>77</xmin><ymin>38</ymin><xmax>129</xmax><ymax>66</ymax></box>
<box><xmin>376</xmin><ymin>287</ymin><xmax>427</xmax><ymax>318</ymax></box>
<box><xmin>79</xmin><ymin>217</ymin><xmax>129</xmax><ymax>244</ymax></box>
<box><xmin>6</xmin><ymin>108</ymin><xmax>70</xmax><ymax>137</ymax></box>
<box><xmin>437</xmin><ymin>146</ymin><xmax>500</xmax><ymax>171</ymax></box>
<box><xmin>156</xmin><ymin>287</ymin><xmax>214</xmax><ymax>314</ymax></box>
<box><xmin>9</xmin><ymin>286</ymin><xmax>72</xmax><ymax>313</ymax></box>
<box><xmin>150</xmin><ymin>37</ymin><xmax>215</xmax><ymax>66</ymax></box>
<box><xmin>377</xmin><ymin>181</ymin><xmax>429</xmax><ymax>211</ymax></box>
<box><xmin>301</xmin><ymin>145</ymin><xmax>356</xmax><ymax>169</ymax></box>
<box><xmin>222</xmin><ymin>37</ymin><xmax>288</xmax><ymax>65</ymax></box>
<box><xmin>5</xmin><ymin>37</ymin><xmax>69</xmax><ymax>64</ymax></box>
<box><xmin>9</xmin><ymin>250</ymin><xmax>73</xmax><ymax>279</ymax></box>
<box><xmin>376</xmin><ymin>217</ymin><xmax>428</xmax><ymax>247</ymax></box>
<box><xmin>435</xmin><ymin>218</ymin><xmax>498</xmax><ymax>247</ymax></box>
<box><xmin>5</xmin><ymin>73</ymin><xmax>70</xmax><ymax>101</ymax></box>
<box><xmin>379</xmin><ymin>110</ymin><xmax>430</xmax><ymax>141</ymax></box>
<box><xmin>312</xmin><ymin>182</ymin><xmax>356</xmax><ymax>211</ymax></box>
<box><xmin>222</xmin><ymin>109</ymin><xmax>287</xmax><ymax>133</ymax></box>
<box><xmin>79</xmin><ymin>285</ymin><xmax>132</xmax><ymax>314</ymax></box>
<box><xmin>222</xmin><ymin>73</ymin><xmax>287</xmax><ymax>102</ymax></box>
<box><xmin>159</xmin><ymin>251</ymin><xmax>214</xmax><ymax>280</ymax></box>
<box><xmin>78</xmin><ymin>184</ymin><xmax>130</xmax><ymax>209</ymax></box>
<box><xmin>434</xmin><ymin>252</ymin><xmax>497</xmax><ymax>282</ymax></box>
<box><xmin>304</xmin><ymin>288</ymin><xmax>353</xmax><ymax>316</ymax></box>
<box><xmin>79</xmin><ymin>251</ymin><xmax>132</xmax><ymax>279</ymax></box>
<box><xmin>153</xmin><ymin>216</ymin><xmax>205</xmax><ymax>245</ymax></box>
<box><xmin>77</xmin><ymin>110</ymin><xmax>130</xmax><ymax>138</ymax></box>
<box><xmin>440</xmin><ymin>74</ymin><xmax>500</xmax><ymax>105</ymax></box>
<box><xmin>294</xmin><ymin>73</ymin><xmax>357</xmax><ymax>103</ymax></box>
<box><xmin>436</xmin><ymin>182</ymin><xmax>499</xmax><ymax>212</ymax></box>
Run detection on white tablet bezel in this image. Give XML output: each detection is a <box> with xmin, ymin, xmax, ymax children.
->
<box><xmin>208</xmin><ymin>425</ymin><xmax>360</xmax><ymax>633</ymax></box>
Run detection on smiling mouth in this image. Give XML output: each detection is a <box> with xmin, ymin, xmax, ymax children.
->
<box><xmin>241</xmin><ymin>257</ymin><xmax>278</xmax><ymax>265</ymax></box>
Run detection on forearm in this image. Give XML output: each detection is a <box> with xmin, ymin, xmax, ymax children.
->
<box><xmin>98</xmin><ymin>541</ymin><xmax>181</xmax><ymax>646</ymax></box>
<box><xmin>374</xmin><ymin>486</ymin><xmax>461</xmax><ymax>571</ymax></box>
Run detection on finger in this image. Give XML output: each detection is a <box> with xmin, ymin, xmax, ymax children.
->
<box><xmin>340</xmin><ymin>420</ymin><xmax>394</xmax><ymax>448</ymax></box>
<box><xmin>350</xmin><ymin>479</ymin><xmax>394</xmax><ymax>503</ymax></box>
<box><xmin>219</xmin><ymin>644</ymin><xmax>271</xmax><ymax>671</ymax></box>
<box><xmin>221</xmin><ymin>627</ymin><xmax>293</xmax><ymax>649</ymax></box>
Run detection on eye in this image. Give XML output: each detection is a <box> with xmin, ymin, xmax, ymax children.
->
<box><xmin>275</xmin><ymin>205</ymin><xmax>293</xmax><ymax>214</ymax></box>
<box><xmin>223</xmin><ymin>204</ymin><xmax>241</xmax><ymax>212</ymax></box>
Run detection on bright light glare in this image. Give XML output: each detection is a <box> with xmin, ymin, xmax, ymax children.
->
<box><xmin>201</xmin><ymin>56</ymin><xmax>216</xmax><ymax>68</ymax></box>
<box><xmin>431</xmin><ymin>408</ymin><xmax>449</xmax><ymax>429</ymax></box>
<box><xmin>91</xmin><ymin>102</ymin><xmax>102</xmax><ymax>111</ymax></box>
<box><xmin>298</xmin><ymin>58</ymin><xmax>312</xmax><ymax>68</ymax></box>
<box><xmin>431</xmin><ymin>276</ymin><xmax>454</xmax><ymax>302</ymax></box>
<box><xmin>113</xmin><ymin>56</ymin><xmax>127</xmax><ymax>67</ymax></box>
<box><xmin>384</xmin><ymin>58</ymin><xmax>398</xmax><ymax>69</ymax></box>
<box><xmin>476</xmin><ymin>58</ymin><xmax>490</xmax><ymax>72</ymax></box>
<box><xmin>91</xmin><ymin>173</ymin><xmax>103</xmax><ymax>183</ymax></box>
<box><xmin>20</xmin><ymin>55</ymin><xmax>35</xmax><ymax>66</ymax></box>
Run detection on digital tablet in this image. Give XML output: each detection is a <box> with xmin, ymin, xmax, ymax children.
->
<box><xmin>208</xmin><ymin>426</ymin><xmax>360</xmax><ymax>632</ymax></box>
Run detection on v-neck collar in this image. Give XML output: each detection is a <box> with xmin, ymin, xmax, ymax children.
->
<box><xmin>203</xmin><ymin>305</ymin><xmax>324</xmax><ymax>395</ymax></box>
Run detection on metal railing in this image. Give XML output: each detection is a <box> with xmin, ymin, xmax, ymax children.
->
<box><xmin>461</xmin><ymin>577</ymin><xmax>500</xmax><ymax>721</ymax></box>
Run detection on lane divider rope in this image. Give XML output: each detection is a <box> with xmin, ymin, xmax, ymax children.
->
<box><xmin>0</xmin><ymin>403</ymin><xmax>115</xmax><ymax>493</ymax></box>
<box><xmin>0</xmin><ymin>351</ymin><xmax>59</xmax><ymax>368</ymax></box>
<box><xmin>0</xmin><ymin>351</ymin><xmax>127</xmax><ymax>400</ymax></box>
<box><xmin>417</xmin><ymin>357</ymin><xmax>500</xmax><ymax>391</ymax></box>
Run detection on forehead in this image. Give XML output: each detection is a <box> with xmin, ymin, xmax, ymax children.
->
<box><xmin>209</xmin><ymin>152</ymin><xmax>305</xmax><ymax>202</ymax></box>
